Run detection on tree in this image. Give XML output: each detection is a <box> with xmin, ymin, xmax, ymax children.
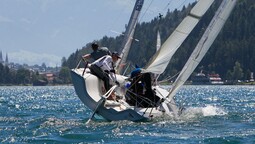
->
<box><xmin>41</xmin><ymin>63</ymin><xmax>47</xmax><ymax>71</ymax></box>
<box><xmin>232</xmin><ymin>61</ymin><xmax>243</xmax><ymax>81</ymax></box>
<box><xmin>16</xmin><ymin>68</ymin><xmax>31</xmax><ymax>85</ymax></box>
<box><xmin>226</xmin><ymin>70</ymin><xmax>232</xmax><ymax>80</ymax></box>
<box><xmin>3</xmin><ymin>65</ymin><xmax>11</xmax><ymax>84</ymax></box>
<box><xmin>0</xmin><ymin>63</ymin><xmax>4</xmax><ymax>84</ymax></box>
<box><xmin>61</xmin><ymin>57</ymin><xmax>68</xmax><ymax>67</ymax></box>
<box><xmin>59</xmin><ymin>67</ymin><xmax>71</xmax><ymax>84</ymax></box>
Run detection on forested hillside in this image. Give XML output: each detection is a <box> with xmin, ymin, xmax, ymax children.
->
<box><xmin>63</xmin><ymin>0</ymin><xmax>255</xmax><ymax>81</ymax></box>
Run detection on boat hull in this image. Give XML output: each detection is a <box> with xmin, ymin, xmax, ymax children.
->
<box><xmin>70</xmin><ymin>69</ymin><xmax>148</xmax><ymax>121</ymax></box>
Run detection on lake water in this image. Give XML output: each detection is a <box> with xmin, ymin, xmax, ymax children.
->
<box><xmin>0</xmin><ymin>85</ymin><xmax>254</xmax><ymax>143</ymax></box>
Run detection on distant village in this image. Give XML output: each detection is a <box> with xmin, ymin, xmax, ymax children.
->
<box><xmin>0</xmin><ymin>51</ymin><xmax>60</xmax><ymax>71</ymax></box>
<box><xmin>1</xmin><ymin>50</ymin><xmax>254</xmax><ymax>86</ymax></box>
<box><xmin>0</xmin><ymin>50</ymin><xmax>65</xmax><ymax>85</ymax></box>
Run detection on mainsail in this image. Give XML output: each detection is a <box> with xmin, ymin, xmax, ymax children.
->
<box><xmin>165</xmin><ymin>0</ymin><xmax>237</xmax><ymax>109</ymax></box>
<box><xmin>143</xmin><ymin>0</ymin><xmax>215</xmax><ymax>74</ymax></box>
<box><xmin>116</xmin><ymin>0</ymin><xmax>144</xmax><ymax>74</ymax></box>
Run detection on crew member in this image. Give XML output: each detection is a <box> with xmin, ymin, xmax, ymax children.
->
<box><xmin>83</xmin><ymin>42</ymin><xmax>111</xmax><ymax>61</ymax></box>
<box><xmin>89</xmin><ymin>51</ymin><xmax>121</xmax><ymax>91</ymax></box>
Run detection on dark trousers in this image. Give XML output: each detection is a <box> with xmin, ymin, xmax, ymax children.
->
<box><xmin>127</xmin><ymin>73</ymin><xmax>160</xmax><ymax>107</ymax></box>
<box><xmin>89</xmin><ymin>64</ymin><xmax>110</xmax><ymax>91</ymax></box>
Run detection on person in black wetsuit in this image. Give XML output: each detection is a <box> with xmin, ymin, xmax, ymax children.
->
<box><xmin>126</xmin><ymin>66</ymin><xmax>160</xmax><ymax>107</ymax></box>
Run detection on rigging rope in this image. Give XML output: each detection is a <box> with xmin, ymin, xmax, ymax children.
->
<box><xmin>107</xmin><ymin>0</ymin><xmax>130</xmax><ymax>36</ymax></box>
<box><xmin>157</xmin><ymin>71</ymin><xmax>180</xmax><ymax>85</ymax></box>
<box><xmin>163</xmin><ymin>0</ymin><xmax>173</xmax><ymax>11</ymax></box>
<box><xmin>163</xmin><ymin>0</ymin><xmax>190</xmax><ymax>13</ymax></box>
<box><xmin>177</xmin><ymin>0</ymin><xmax>189</xmax><ymax>9</ymax></box>
<box><xmin>126</xmin><ymin>89</ymin><xmax>157</xmax><ymax>108</ymax></box>
<box><xmin>139</xmin><ymin>0</ymin><xmax>154</xmax><ymax>23</ymax></box>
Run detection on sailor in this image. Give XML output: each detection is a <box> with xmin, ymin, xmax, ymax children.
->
<box><xmin>89</xmin><ymin>51</ymin><xmax>121</xmax><ymax>92</ymax></box>
<box><xmin>127</xmin><ymin>66</ymin><xmax>160</xmax><ymax>107</ymax></box>
<box><xmin>130</xmin><ymin>65</ymin><xmax>142</xmax><ymax>79</ymax></box>
<box><xmin>82</xmin><ymin>42</ymin><xmax>111</xmax><ymax>61</ymax></box>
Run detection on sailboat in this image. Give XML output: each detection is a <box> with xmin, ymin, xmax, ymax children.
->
<box><xmin>70</xmin><ymin>0</ymin><xmax>237</xmax><ymax>122</ymax></box>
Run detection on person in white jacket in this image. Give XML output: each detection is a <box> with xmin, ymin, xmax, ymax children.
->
<box><xmin>89</xmin><ymin>51</ymin><xmax>121</xmax><ymax>91</ymax></box>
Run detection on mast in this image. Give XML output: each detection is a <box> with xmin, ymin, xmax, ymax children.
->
<box><xmin>165</xmin><ymin>0</ymin><xmax>237</xmax><ymax>116</ymax></box>
<box><xmin>116</xmin><ymin>0</ymin><xmax>144</xmax><ymax>74</ymax></box>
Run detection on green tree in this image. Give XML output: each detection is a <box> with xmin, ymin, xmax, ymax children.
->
<box><xmin>41</xmin><ymin>63</ymin><xmax>47</xmax><ymax>71</ymax></box>
<box><xmin>226</xmin><ymin>70</ymin><xmax>232</xmax><ymax>80</ymax></box>
<box><xmin>232</xmin><ymin>61</ymin><xmax>243</xmax><ymax>81</ymax></box>
<box><xmin>16</xmin><ymin>68</ymin><xmax>31</xmax><ymax>85</ymax></box>
<box><xmin>3</xmin><ymin>65</ymin><xmax>12</xmax><ymax>84</ymax></box>
<box><xmin>59</xmin><ymin>67</ymin><xmax>71</xmax><ymax>84</ymax></box>
<box><xmin>61</xmin><ymin>57</ymin><xmax>68</xmax><ymax>67</ymax></box>
<box><xmin>0</xmin><ymin>63</ymin><xmax>4</xmax><ymax>84</ymax></box>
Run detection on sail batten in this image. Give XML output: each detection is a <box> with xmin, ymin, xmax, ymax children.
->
<box><xmin>166</xmin><ymin>0</ymin><xmax>237</xmax><ymax>104</ymax></box>
<box><xmin>143</xmin><ymin>0</ymin><xmax>215</xmax><ymax>74</ymax></box>
<box><xmin>188</xmin><ymin>13</ymin><xmax>202</xmax><ymax>19</ymax></box>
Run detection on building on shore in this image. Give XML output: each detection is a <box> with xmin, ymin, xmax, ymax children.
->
<box><xmin>192</xmin><ymin>71</ymin><xmax>224</xmax><ymax>85</ymax></box>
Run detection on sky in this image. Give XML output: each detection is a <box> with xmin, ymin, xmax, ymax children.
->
<box><xmin>0</xmin><ymin>0</ymin><xmax>196</xmax><ymax>67</ymax></box>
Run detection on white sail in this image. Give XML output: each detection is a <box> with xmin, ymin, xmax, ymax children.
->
<box><xmin>116</xmin><ymin>0</ymin><xmax>144</xmax><ymax>74</ymax></box>
<box><xmin>143</xmin><ymin>0</ymin><xmax>215</xmax><ymax>74</ymax></box>
<box><xmin>166</xmin><ymin>0</ymin><xmax>237</xmax><ymax>105</ymax></box>
<box><xmin>156</xmin><ymin>30</ymin><xmax>161</xmax><ymax>51</ymax></box>
<box><xmin>153</xmin><ymin>30</ymin><xmax>162</xmax><ymax>85</ymax></box>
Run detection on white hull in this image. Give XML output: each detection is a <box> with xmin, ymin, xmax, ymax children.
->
<box><xmin>71</xmin><ymin>68</ymin><xmax>170</xmax><ymax>122</ymax></box>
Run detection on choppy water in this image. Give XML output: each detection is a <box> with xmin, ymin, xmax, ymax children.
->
<box><xmin>0</xmin><ymin>85</ymin><xmax>255</xmax><ymax>143</ymax></box>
